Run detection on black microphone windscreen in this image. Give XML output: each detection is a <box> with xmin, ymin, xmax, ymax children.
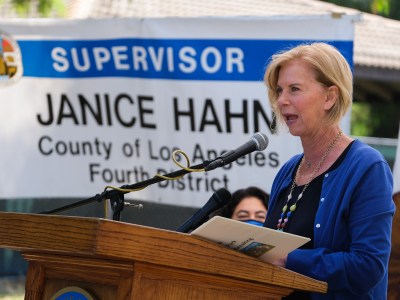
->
<box><xmin>176</xmin><ymin>188</ymin><xmax>231</xmax><ymax>233</ymax></box>
<box><xmin>213</xmin><ymin>187</ymin><xmax>232</xmax><ymax>206</ymax></box>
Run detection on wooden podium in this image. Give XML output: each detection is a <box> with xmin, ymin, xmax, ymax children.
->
<box><xmin>0</xmin><ymin>212</ymin><xmax>327</xmax><ymax>299</ymax></box>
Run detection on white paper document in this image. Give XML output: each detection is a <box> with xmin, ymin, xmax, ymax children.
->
<box><xmin>191</xmin><ymin>216</ymin><xmax>310</xmax><ymax>263</ymax></box>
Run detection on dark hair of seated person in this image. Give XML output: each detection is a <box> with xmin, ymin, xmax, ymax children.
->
<box><xmin>217</xmin><ymin>186</ymin><xmax>269</xmax><ymax>221</ymax></box>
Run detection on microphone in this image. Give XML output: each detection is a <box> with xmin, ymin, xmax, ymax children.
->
<box><xmin>205</xmin><ymin>132</ymin><xmax>269</xmax><ymax>172</ymax></box>
<box><xmin>176</xmin><ymin>188</ymin><xmax>231</xmax><ymax>233</ymax></box>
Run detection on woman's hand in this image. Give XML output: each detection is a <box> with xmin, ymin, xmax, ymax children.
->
<box><xmin>272</xmin><ymin>256</ymin><xmax>287</xmax><ymax>267</ymax></box>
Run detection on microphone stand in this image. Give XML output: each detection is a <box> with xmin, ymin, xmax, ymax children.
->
<box><xmin>39</xmin><ymin>162</ymin><xmax>208</xmax><ymax>221</ymax></box>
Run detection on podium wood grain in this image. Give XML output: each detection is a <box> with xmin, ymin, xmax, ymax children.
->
<box><xmin>0</xmin><ymin>212</ymin><xmax>327</xmax><ymax>299</ymax></box>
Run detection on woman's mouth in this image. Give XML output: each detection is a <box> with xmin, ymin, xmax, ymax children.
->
<box><xmin>285</xmin><ymin>114</ymin><xmax>298</xmax><ymax>125</ymax></box>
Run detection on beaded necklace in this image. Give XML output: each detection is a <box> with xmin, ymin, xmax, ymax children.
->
<box><xmin>277</xmin><ymin>129</ymin><xmax>342</xmax><ymax>231</ymax></box>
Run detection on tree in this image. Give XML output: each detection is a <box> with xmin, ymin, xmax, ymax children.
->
<box><xmin>2</xmin><ymin>0</ymin><xmax>66</xmax><ymax>17</ymax></box>
<box><xmin>321</xmin><ymin>0</ymin><xmax>400</xmax><ymax>20</ymax></box>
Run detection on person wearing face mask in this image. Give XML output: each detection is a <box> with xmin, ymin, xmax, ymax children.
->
<box><xmin>218</xmin><ymin>186</ymin><xmax>269</xmax><ymax>227</ymax></box>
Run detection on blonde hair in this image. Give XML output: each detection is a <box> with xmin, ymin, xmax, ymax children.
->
<box><xmin>264</xmin><ymin>42</ymin><xmax>353</xmax><ymax>127</ymax></box>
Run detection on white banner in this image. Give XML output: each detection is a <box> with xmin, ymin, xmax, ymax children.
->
<box><xmin>0</xmin><ymin>16</ymin><xmax>355</xmax><ymax>207</ymax></box>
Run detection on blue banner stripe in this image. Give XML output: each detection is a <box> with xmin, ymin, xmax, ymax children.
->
<box><xmin>18</xmin><ymin>39</ymin><xmax>353</xmax><ymax>81</ymax></box>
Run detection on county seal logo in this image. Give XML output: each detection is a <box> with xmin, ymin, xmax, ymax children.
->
<box><xmin>50</xmin><ymin>286</ymin><xmax>96</xmax><ymax>300</ymax></box>
<box><xmin>0</xmin><ymin>30</ymin><xmax>23</xmax><ymax>86</ymax></box>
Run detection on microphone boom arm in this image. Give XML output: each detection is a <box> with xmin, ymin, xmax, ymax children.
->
<box><xmin>39</xmin><ymin>132</ymin><xmax>268</xmax><ymax>221</ymax></box>
<box><xmin>39</xmin><ymin>161</ymin><xmax>210</xmax><ymax>219</ymax></box>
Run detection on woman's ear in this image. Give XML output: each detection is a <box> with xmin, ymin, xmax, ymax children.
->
<box><xmin>324</xmin><ymin>85</ymin><xmax>339</xmax><ymax>111</ymax></box>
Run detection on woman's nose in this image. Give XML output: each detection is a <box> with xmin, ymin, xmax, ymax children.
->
<box><xmin>277</xmin><ymin>90</ymin><xmax>290</xmax><ymax>106</ymax></box>
<box><xmin>250</xmin><ymin>213</ymin><xmax>265</xmax><ymax>221</ymax></box>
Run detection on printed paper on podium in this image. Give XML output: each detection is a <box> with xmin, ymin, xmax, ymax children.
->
<box><xmin>191</xmin><ymin>216</ymin><xmax>310</xmax><ymax>263</ymax></box>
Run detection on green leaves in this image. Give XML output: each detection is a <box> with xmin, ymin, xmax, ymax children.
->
<box><xmin>10</xmin><ymin>0</ymin><xmax>66</xmax><ymax>17</ymax></box>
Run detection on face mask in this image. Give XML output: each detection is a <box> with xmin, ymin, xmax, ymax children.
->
<box><xmin>241</xmin><ymin>219</ymin><xmax>264</xmax><ymax>227</ymax></box>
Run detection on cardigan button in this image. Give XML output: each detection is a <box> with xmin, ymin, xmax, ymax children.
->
<box><xmin>316</xmin><ymin>224</ymin><xmax>321</xmax><ymax>228</ymax></box>
<box><xmin>320</xmin><ymin>198</ymin><xmax>325</xmax><ymax>202</ymax></box>
<box><xmin>325</xmin><ymin>173</ymin><xmax>329</xmax><ymax>178</ymax></box>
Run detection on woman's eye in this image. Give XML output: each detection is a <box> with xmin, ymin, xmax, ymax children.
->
<box><xmin>256</xmin><ymin>213</ymin><xmax>266</xmax><ymax>219</ymax></box>
<box><xmin>291</xmin><ymin>86</ymin><xmax>300</xmax><ymax>92</ymax></box>
<box><xmin>236</xmin><ymin>212</ymin><xmax>250</xmax><ymax>218</ymax></box>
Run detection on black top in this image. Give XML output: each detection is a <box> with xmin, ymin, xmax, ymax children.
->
<box><xmin>264</xmin><ymin>141</ymin><xmax>353</xmax><ymax>299</ymax></box>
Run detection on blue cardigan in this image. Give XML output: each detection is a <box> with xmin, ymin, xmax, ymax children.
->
<box><xmin>268</xmin><ymin>140</ymin><xmax>395</xmax><ymax>299</ymax></box>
